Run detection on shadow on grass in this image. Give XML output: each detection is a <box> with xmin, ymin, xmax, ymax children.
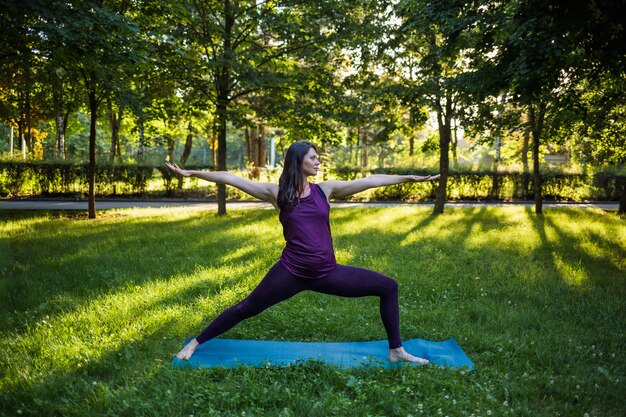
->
<box><xmin>1</xmin><ymin>314</ymin><xmax>185</xmax><ymax>415</ymax></box>
<box><xmin>514</xmin><ymin>208</ymin><xmax>626</xmax><ymax>373</ymax></box>
<box><xmin>1</xmin><ymin>209</ymin><xmax>282</xmax><ymax>331</ymax></box>
<box><xmin>545</xmin><ymin>208</ymin><xmax>626</xmax><ymax>276</ymax></box>
<box><xmin>524</xmin><ymin>207</ymin><xmax>626</xmax><ymax>290</ymax></box>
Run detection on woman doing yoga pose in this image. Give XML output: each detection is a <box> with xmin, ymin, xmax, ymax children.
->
<box><xmin>165</xmin><ymin>140</ymin><xmax>439</xmax><ymax>364</ymax></box>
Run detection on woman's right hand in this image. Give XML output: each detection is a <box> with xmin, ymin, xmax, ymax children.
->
<box><xmin>165</xmin><ymin>162</ymin><xmax>192</xmax><ymax>177</ymax></box>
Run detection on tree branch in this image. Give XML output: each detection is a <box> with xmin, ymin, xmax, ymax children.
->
<box><xmin>190</xmin><ymin>0</ymin><xmax>222</xmax><ymax>29</ymax></box>
<box><xmin>231</xmin><ymin>20</ymin><xmax>258</xmax><ymax>50</ymax></box>
<box><xmin>230</xmin><ymin>87</ymin><xmax>261</xmax><ymax>100</ymax></box>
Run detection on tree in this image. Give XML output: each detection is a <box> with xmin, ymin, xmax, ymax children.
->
<box><xmin>571</xmin><ymin>73</ymin><xmax>626</xmax><ymax>214</ymax></box>
<box><xmin>49</xmin><ymin>66</ymin><xmax>82</xmax><ymax>160</ymax></box>
<box><xmin>472</xmin><ymin>0</ymin><xmax>626</xmax><ymax>215</ymax></box>
<box><xmin>40</xmin><ymin>0</ymin><xmax>150</xmax><ymax>218</ymax></box>
<box><xmin>574</xmin><ymin>0</ymin><xmax>626</xmax><ymax>214</ymax></box>
<box><xmin>395</xmin><ymin>0</ymin><xmax>477</xmax><ymax>214</ymax></box>
<box><xmin>172</xmin><ymin>0</ymin><xmax>270</xmax><ymax>214</ymax></box>
<box><xmin>173</xmin><ymin>0</ymin><xmax>381</xmax><ymax>214</ymax></box>
<box><xmin>0</xmin><ymin>0</ymin><xmax>51</xmax><ymax>157</ymax></box>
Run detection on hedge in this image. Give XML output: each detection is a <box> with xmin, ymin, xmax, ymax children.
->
<box><xmin>0</xmin><ymin>162</ymin><xmax>208</xmax><ymax>197</ymax></box>
<box><xmin>0</xmin><ymin>161</ymin><xmax>624</xmax><ymax>202</ymax></box>
<box><xmin>329</xmin><ymin>167</ymin><xmax>625</xmax><ymax>202</ymax></box>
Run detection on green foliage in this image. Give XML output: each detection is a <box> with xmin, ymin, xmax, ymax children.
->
<box><xmin>464</xmin><ymin>0</ymin><xmax>626</xmax><ymax>162</ymax></box>
<box><xmin>0</xmin><ymin>207</ymin><xmax>624</xmax><ymax>416</ymax></box>
<box><xmin>0</xmin><ymin>162</ymin><xmax>157</xmax><ymax>197</ymax></box>
<box><xmin>570</xmin><ymin>73</ymin><xmax>626</xmax><ymax>165</ymax></box>
<box><xmin>329</xmin><ymin>167</ymin><xmax>626</xmax><ymax>202</ymax></box>
<box><xmin>1</xmin><ymin>0</ymin><xmax>624</xmax><ymax>185</ymax></box>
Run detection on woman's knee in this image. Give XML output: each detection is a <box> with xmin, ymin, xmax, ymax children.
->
<box><xmin>370</xmin><ymin>274</ymin><xmax>398</xmax><ymax>298</ymax></box>
<box><xmin>384</xmin><ymin>277</ymin><xmax>399</xmax><ymax>296</ymax></box>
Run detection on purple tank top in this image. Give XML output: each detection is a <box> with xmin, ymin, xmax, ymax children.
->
<box><xmin>279</xmin><ymin>183</ymin><xmax>337</xmax><ymax>279</ymax></box>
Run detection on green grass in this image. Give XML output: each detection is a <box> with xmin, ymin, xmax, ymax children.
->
<box><xmin>1</xmin><ymin>206</ymin><xmax>625</xmax><ymax>417</ymax></box>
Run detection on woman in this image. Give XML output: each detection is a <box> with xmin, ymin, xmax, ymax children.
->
<box><xmin>165</xmin><ymin>141</ymin><xmax>440</xmax><ymax>364</ymax></box>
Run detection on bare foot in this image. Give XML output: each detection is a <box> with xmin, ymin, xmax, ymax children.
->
<box><xmin>388</xmin><ymin>346</ymin><xmax>429</xmax><ymax>364</ymax></box>
<box><xmin>176</xmin><ymin>338</ymin><xmax>200</xmax><ymax>360</ymax></box>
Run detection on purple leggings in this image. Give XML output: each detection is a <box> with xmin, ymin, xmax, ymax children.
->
<box><xmin>195</xmin><ymin>262</ymin><xmax>403</xmax><ymax>348</ymax></box>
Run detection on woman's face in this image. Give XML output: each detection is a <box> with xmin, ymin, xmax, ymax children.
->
<box><xmin>301</xmin><ymin>147</ymin><xmax>320</xmax><ymax>177</ymax></box>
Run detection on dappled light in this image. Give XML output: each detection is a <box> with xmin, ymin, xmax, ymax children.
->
<box><xmin>552</xmin><ymin>254</ymin><xmax>588</xmax><ymax>288</ymax></box>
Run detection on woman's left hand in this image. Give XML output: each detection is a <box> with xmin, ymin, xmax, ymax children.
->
<box><xmin>408</xmin><ymin>174</ymin><xmax>441</xmax><ymax>182</ymax></box>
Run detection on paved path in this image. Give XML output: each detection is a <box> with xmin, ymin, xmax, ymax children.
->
<box><xmin>0</xmin><ymin>199</ymin><xmax>618</xmax><ymax>211</ymax></box>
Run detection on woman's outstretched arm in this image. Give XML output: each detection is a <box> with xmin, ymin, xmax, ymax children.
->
<box><xmin>165</xmin><ymin>162</ymin><xmax>278</xmax><ymax>206</ymax></box>
<box><xmin>319</xmin><ymin>174</ymin><xmax>440</xmax><ymax>200</ymax></box>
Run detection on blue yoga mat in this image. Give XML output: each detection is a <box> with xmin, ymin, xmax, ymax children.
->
<box><xmin>172</xmin><ymin>338</ymin><xmax>474</xmax><ymax>370</ymax></box>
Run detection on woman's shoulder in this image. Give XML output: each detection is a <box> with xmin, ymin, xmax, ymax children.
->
<box><xmin>314</xmin><ymin>182</ymin><xmax>331</xmax><ymax>202</ymax></box>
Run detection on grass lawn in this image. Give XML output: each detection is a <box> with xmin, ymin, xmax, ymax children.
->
<box><xmin>1</xmin><ymin>206</ymin><xmax>624</xmax><ymax>417</ymax></box>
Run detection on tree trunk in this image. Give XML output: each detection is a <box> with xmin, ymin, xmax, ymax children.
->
<box><xmin>532</xmin><ymin>130</ymin><xmax>542</xmax><ymax>215</ymax></box>
<box><xmin>249</xmin><ymin>126</ymin><xmax>259</xmax><ymax>179</ymax></box>
<box><xmin>167</xmin><ymin>136</ymin><xmax>176</xmax><ymax>163</ymax></box>
<box><xmin>17</xmin><ymin>120</ymin><xmax>24</xmax><ymax>159</ymax></box>
<box><xmin>213</xmin><ymin>0</ymin><xmax>234</xmax><ymax>216</ymax></box>
<box><xmin>433</xmin><ymin>97</ymin><xmax>452</xmax><ymax>215</ymax></box>
<box><xmin>490</xmin><ymin>120</ymin><xmax>501</xmax><ymax>199</ymax></box>
<box><xmin>52</xmin><ymin>72</ymin><xmax>68</xmax><ymax>160</ymax></box>
<box><xmin>209</xmin><ymin>120</ymin><xmax>218</xmax><ymax>169</ymax></box>
<box><xmin>258</xmin><ymin>125</ymin><xmax>267</xmax><ymax>172</ymax></box>
<box><xmin>180</xmin><ymin>122</ymin><xmax>194</xmax><ymax>165</ymax></box>
<box><xmin>618</xmin><ymin>188</ymin><xmax>625</xmax><ymax>215</ymax></box>
<box><xmin>62</xmin><ymin>112</ymin><xmax>69</xmax><ymax>158</ymax></box>
<box><xmin>451</xmin><ymin>117</ymin><xmax>458</xmax><ymax>168</ymax></box>
<box><xmin>9</xmin><ymin>126</ymin><xmax>13</xmax><ymax>158</ymax></box>
<box><xmin>137</xmin><ymin>110</ymin><xmax>145</xmax><ymax>159</ymax></box>
<box><xmin>58</xmin><ymin>113</ymin><xmax>68</xmax><ymax>160</ymax></box>
<box><xmin>109</xmin><ymin>100</ymin><xmax>122</xmax><ymax>163</ymax></box>
<box><xmin>361</xmin><ymin>129</ymin><xmax>369</xmax><ymax>170</ymax></box>
<box><xmin>247</xmin><ymin>124</ymin><xmax>267</xmax><ymax>179</ymax></box>
<box><xmin>216</xmin><ymin>102</ymin><xmax>228</xmax><ymax>215</ymax></box>
<box><xmin>25</xmin><ymin>67</ymin><xmax>33</xmax><ymax>153</ymax></box>
<box><xmin>320</xmin><ymin>141</ymin><xmax>328</xmax><ymax>181</ymax></box>
<box><xmin>521</xmin><ymin>116</ymin><xmax>530</xmax><ymax>199</ymax></box>
<box><xmin>521</xmin><ymin>129</ymin><xmax>530</xmax><ymax>173</ymax></box>
<box><xmin>178</xmin><ymin>122</ymin><xmax>194</xmax><ymax>189</ymax></box>
<box><xmin>21</xmin><ymin>132</ymin><xmax>26</xmax><ymax>160</ymax></box>
<box><xmin>54</xmin><ymin>114</ymin><xmax>61</xmax><ymax>159</ymax></box>
<box><xmin>494</xmin><ymin>135</ymin><xmax>501</xmax><ymax>167</ymax></box>
<box><xmin>352</xmin><ymin>130</ymin><xmax>358</xmax><ymax>166</ymax></box>
<box><xmin>529</xmin><ymin>102</ymin><xmax>545</xmax><ymax>215</ymax></box>
<box><xmin>87</xmin><ymin>71</ymin><xmax>98</xmax><ymax>219</ymax></box>
<box><xmin>409</xmin><ymin>106</ymin><xmax>418</xmax><ymax>157</ymax></box>
<box><xmin>17</xmin><ymin>120</ymin><xmax>24</xmax><ymax>156</ymax></box>
<box><xmin>115</xmin><ymin>109</ymin><xmax>122</xmax><ymax>162</ymax></box>
<box><xmin>244</xmin><ymin>126</ymin><xmax>251</xmax><ymax>166</ymax></box>
<box><xmin>52</xmin><ymin>74</ymin><xmax>62</xmax><ymax>159</ymax></box>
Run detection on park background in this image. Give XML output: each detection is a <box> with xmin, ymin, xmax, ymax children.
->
<box><xmin>1</xmin><ymin>0</ymin><xmax>625</xmax><ymax>216</ymax></box>
<box><xmin>1</xmin><ymin>1</ymin><xmax>625</xmax><ymax>416</ymax></box>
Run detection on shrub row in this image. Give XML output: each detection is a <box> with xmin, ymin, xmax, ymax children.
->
<box><xmin>329</xmin><ymin>167</ymin><xmax>625</xmax><ymax>201</ymax></box>
<box><xmin>0</xmin><ymin>162</ymin><xmax>624</xmax><ymax>201</ymax></box>
<box><xmin>0</xmin><ymin>162</ymin><xmax>208</xmax><ymax>197</ymax></box>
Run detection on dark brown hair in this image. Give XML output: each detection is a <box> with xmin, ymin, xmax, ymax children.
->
<box><xmin>277</xmin><ymin>141</ymin><xmax>317</xmax><ymax>211</ymax></box>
